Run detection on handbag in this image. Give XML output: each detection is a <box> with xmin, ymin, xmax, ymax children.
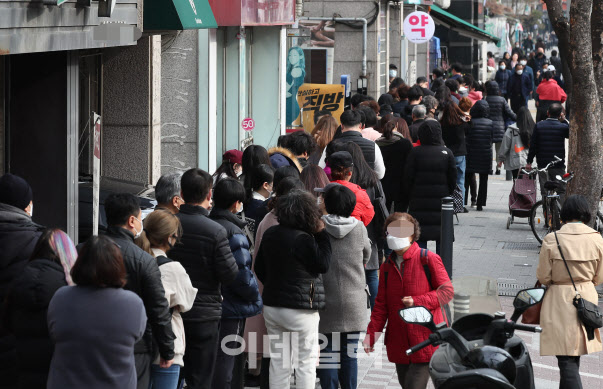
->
<box><xmin>374</xmin><ymin>181</ymin><xmax>390</xmax><ymax>225</ymax></box>
<box><xmin>452</xmin><ymin>184</ymin><xmax>464</xmax><ymax>214</ymax></box>
<box><xmin>554</xmin><ymin>231</ymin><xmax>603</xmax><ymax>340</ymax></box>
<box><xmin>521</xmin><ymin>281</ymin><xmax>543</xmax><ymax>324</ymax></box>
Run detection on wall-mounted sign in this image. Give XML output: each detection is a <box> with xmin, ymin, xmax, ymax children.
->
<box><xmin>403</xmin><ymin>11</ymin><xmax>435</xmax><ymax>44</ymax></box>
<box><xmin>242</xmin><ymin>117</ymin><xmax>255</xmax><ymax>131</ymax></box>
<box><xmin>296</xmin><ymin>84</ymin><xmax>345</xmax><ymax>133</ymax></box>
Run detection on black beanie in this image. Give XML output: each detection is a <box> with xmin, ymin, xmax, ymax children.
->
<box><xmin>0</xmin><ymin>173</ymin><xmax>33</xmax><ymax>210</ymax></box>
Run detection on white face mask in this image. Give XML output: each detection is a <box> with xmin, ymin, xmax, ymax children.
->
<box><xmin>386</xmin><ymin>235</ymin><xmax>412</xmax><ymax>251</ymax></box>
<box><xmin>236</xmin><ymin>202</ymin><xmax>244</xmax><ymax>214</ymax></box>
<box><xmin>236</xmin><ymin>169</ymin><xmax>243</xmax><ymax>178</ymax></box>
<box><xmin>389</xmin><ymin>69</ymin><xmax>398</xmax><ymax>78</ymax></box>
<box><xmin>28</xmin><ymin>203</ymin><xmax>33</xmax><ymax>217</ymax></box>
<box><xmin>499</xmin><ymin>65</ymin><xmax>506</xmax><ymax>70</ymax></box>
<box><xmin>516</xmin><ymin>70</ymin><xmax>524</xmax><ymax>75</ymax></box>
<box><xmin>459</xmin><ymin>86</ymin><xmax>468</xmax><ymax>93</ymax></box>
<box><xmin>133</xmin><ymin>216</ymin><xmax>143</xmax><ymax>239</ymax></box>
<box><xmin>520</xmin><ymin>60</ymin><xmax>527</xmax><ymax>66</ymax></box>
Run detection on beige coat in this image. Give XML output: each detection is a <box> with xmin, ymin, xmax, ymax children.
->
<box><xmin>152</xmin><ymin>249</ymin><xmax>198</xmax><ymax>366</ymax></box>
<box><xmin>536</xmin><ymin>223</ymin><xmax>603</xmax><ymax>356</ymax></box>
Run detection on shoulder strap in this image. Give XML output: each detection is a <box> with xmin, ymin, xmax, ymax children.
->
<box><xmin>420</xmin><ymin>249</ymin><xmax>434</xmax><ymax>290</ymax></box>
<box><xmin>156</xmin><ymin>255</ymin><xmax>172</xmax><ymax>267</ymax></box>
<box><xmin>554</xmin><ymin>231</ymin><xmax>578</xmax><ymax>292</ymax></box>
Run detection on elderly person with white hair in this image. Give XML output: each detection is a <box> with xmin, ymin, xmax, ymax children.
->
<box><xmin>155</xmin><ymin>172</ymin><xmax>184</xmax><ymax>214</ymax></box>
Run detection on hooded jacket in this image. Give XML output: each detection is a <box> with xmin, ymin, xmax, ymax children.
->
<box><xmin>536</xmin><ymin>78</ymin><xmax>567</xmax><ymax>103</ymax></box>
<box><xmin>467</xmin><ymin>90</ymin><xmax>483</xmax><ymax>105</ymax></box>
<box><xmin>466</xmin><ymin>100</ymin><xmax>495</xmax><ymax>174</ymax></box>
<box><xmin>319</xmin><ymin>215</ymin><xmax>371</xmax><ymax>334</ymax></box>
<box><xmin>209</xmin><ymin>207</ymin><xmax>262</xmax><ymax>319</ymax></box>
<box><xmin>485</xmin><ymin>82</ymin><xmax>516</xmax><ymax>143</ymax></box>
<box><xmin>267</xmin><ymin>147</ymin><xmax>302</xmax><ymax>172</ymax></box>
<box><xmin>497</xmin><ymin>124</ymin><xmax>529</xmax><ymax>171</ymax></box>
<box><xmin>405</xmin><ymin>121</ymin><xmax>457</xmax><ymax>241</ymax></box>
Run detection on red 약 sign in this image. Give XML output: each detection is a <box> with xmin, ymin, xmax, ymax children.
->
<box><xmin>242</xmin><ymin>118</ymin><xmax>255</xmax><ymax>131</ymax></box>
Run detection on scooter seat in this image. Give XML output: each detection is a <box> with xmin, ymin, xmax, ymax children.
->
<box><xmin>438</xmin><ymin>368</ymin><xmax>515</xmax><ymax>389</ymax></box>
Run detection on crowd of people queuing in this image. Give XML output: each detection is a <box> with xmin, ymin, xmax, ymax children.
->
<box><xmin>0</xmin><ymin>41</ymin><xmax>576</xmax><ymax>389</ymax></box>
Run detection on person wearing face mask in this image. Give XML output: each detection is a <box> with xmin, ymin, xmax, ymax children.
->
<box><xmin>213</xmin><ymin>149</ymin><xmax>244</xmax><ymax>187</ymax></box>
<box><xmin>155</xmin><ymin>172</ymin><xmax>185</xmax><ymax>214</ymax></box>
<box><xmin>135</xmin><ymin>209</ymin><xmax>197</xmax><ymax>389</ymax></box>
<box><xmin>363</xmin><ymin>213</ymin><xmax>450</xmax><ymax>389</ymax></box>
<box><xmin>508</xmin><ymin>64</ymin><xmax>533</xmax><ymax>114</ymax></box>
<box><xmin>0</xmin><ymin>173</ymin><xmax>44</xmax><ymax>388</ymax></box>
<box><xmin>389</xmin><ymin>64</ymin><xmax>399</xmax><ymax>83</ymax></box>
<box><xmin>244</xmin><ymin>164</ymin><xmax>275</xmax><ymax>232</ymax></box>
<box><xmin>169</xmin><ymin>169</ymin><xmax>239</xmax><ymax>389</ymax></box>
<box><xmin>209</xmin><ymin>179</ymin><xmax>262</xmax><ymax>389</ymax></box>
<box><xmin>518</xmin><ymin>55</ymin><xmax>535</xmax><ymax>95</ymax></box>
<box><xmin>103</xmin><ymin>193</ymin><xmax>176</xmax><ymax>389</ymax></box>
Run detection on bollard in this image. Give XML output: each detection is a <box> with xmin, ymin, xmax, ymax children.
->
<box><xmin>441</xmin><ymin>197</ymin><xmax>454</xmax><ymax>279</ymax></box>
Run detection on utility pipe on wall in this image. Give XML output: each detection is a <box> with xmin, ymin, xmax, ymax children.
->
<box><xmin>298</xmin><ymin>17</ymin><xmax>368</xmax><ymax>77</ymax></box>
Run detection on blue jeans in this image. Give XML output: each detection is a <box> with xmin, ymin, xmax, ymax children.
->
<box><xmin>454</xmin><ymin>155</ymin><xmax>466</xmax><ymax>205</ymax></box>
<box><xmin>150</xmin><ymin>364</ymin><xmax>181</xmax><ymax>389</ymax></box>
<box><xmin>417</xmin><ymin>240</ymin><xmax>441</xmax><ymax>256</ymax></box>
<box><xmin>317</xmin><ymin>332</ymin><xmax>360</xmax><ymax>389</ymax></box>
<box><xmin>365</xmin><ymin>269</ymin><xmax>379</xmax><ymax>310</ymax></box>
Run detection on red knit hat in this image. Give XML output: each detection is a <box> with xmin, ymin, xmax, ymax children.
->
<box><xmin>223</xmin><ymin>149</ymin><xmax>243</xmax><ymax>165</ymax></box>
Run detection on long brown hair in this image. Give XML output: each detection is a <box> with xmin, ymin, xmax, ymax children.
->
<box><xmin>440</xmin><ymin>102</ymin><xmax>466</xmax><ymax>127</ymax></box>
<box><xmin>311</xmin><ymin>115</ymin><xmax>339</xmax><ymax>151</ymax></box>
<box><xmin>135</xmin><ymin>209</ymin><xmax>183</xmax><ymax>255</ymax></box>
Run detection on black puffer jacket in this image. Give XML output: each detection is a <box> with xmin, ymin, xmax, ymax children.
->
<box><xmin>105</xmin><ymin>226</ymin><xmax>175</xmax><ymax>360</ymax></box>
<box><xmin>255</xmin><ymin>226</ymin><xmax>331</xmax><ymax>310</ymax></box>
<box><xmin>170</xmin><ymin>204</ymin><xmax>238</xmax><ymax>321</ymax></box>
<box><xmin>441</xmin><ymin>121</ymin><xmax>469</xmax><ymax>157</ymax></box>
<box><xmin>527</xmin><ymin>118</ymin><xmax>570</xmax><ymax>167</ymax></box>
<box><xmin>466</xmin><ymin>100</ymin><xmax>495</xmax><ymax>174</ymax></box>
<box><xmin>5</xmin><ymin>259</ymin><xmax>66</xmax><ymax>389</ymax></box>
<box><xmin>405</xmin><ymin>121</ymin><xmax>457</xmax><ymax>241</ymax></box>
<box><xmin>0</xmin><ymin>203</ymin><xmax>44</xmax><ymax>388</ymax></box>
<box><xmin>209</xmin><ymin>208</ymin><xmax>262</xmax><ymax>319</ymax></box>
<box><xmin>376</xmin><ymin>133</ymin><xmax>413</xmax><ymax>210</ymax></box>
<box><xmin>485</xmin><ymin>83</ymin><xmax>516</xmax><ymax>143</ymax></box>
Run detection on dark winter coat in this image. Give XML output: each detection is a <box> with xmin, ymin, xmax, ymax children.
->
<box><xmin>441</xmin><ymin>121</ymin><xmax>469</xmax><ymax>157</ymax></box>
<box><xmin>244</xmin><ymin>197</ymin><xmax>269</xmax><ymax>234</ymax></box>
<box><xmin>466</xmin><ymin>100</ymin><xmax>495</xmax><ymax>174</ymax></box>
<box><xmin>392</xmin><ymin>100</ymin><xmax>409</xmax><ymax>116</ymax></box>
<box><xmin>170</xmin><ymin>204</ymin><xmax>239</xmax><ymax>322</ymax></box>
<box><xmin>365</xmin><ymin>243</ymin><xmax>451</xmax><ymax>364</ymax></box>
<box><xmin>255</xmin><ymin>226</ymin><xmax>331</xmax><ymax>310</ymax></box>
<box><xmin>527</xmin><ymin>118</ymin><xmax>570</xmax><ymax>167</ymax></box>
<box><xmin>508</xmin><ymin>71</ymin><xmax>533</xmax><ymax>100</ymax></box>
<box><xmin>495</xmin><ymin>69</ymin><xmax>513</xmax><ymax>95</ymax></box>
<box><xmin>376</xmin><ymin>133</ymin><xmax>413</xmax><ymax>210</ymax></box>
<box><xmin>0</xmin><ymin>203</ymin><xmax>44</xmax><ymax>388</ymax></box>
<box><xmin>104</xmin><ymin>226</ymin><xmax>175</xmax><ymax>360</ymax></box>
<box><xmin>209</xmin><ymin>208</ymin><xmax>262</xmax><ymax>319</ymax></box>
<box><xmin>409</xmin><ymin>118</ymin><xmax>426</xmax><ymax>143</ymax></box>
<box><xmin>405</xmin><ymin>121</ymin><xmax>457</xmax><ymax>241</ymax></box>
<box><xmin>5</xmin><ymin>259</ymin><xmax>66</xmax><ymax>389</ymax></box>
<box><xmin>485</xmin><ymin>83</ymin><xmax>516</xmax><ymax>143</ymax></box>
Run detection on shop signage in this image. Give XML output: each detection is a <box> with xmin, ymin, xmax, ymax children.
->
<box><xmin>296</xmin><ymin>84</ymin><xmax>345</xmax><ymax>132</ymax></box>
<box><xmin>144</xmin><ymin>0</ymin><xmax>218</xmax><ymax>30</ymax></box>
<box><xmin>403</xmin><ymin>11</ymin><xmax>435</xmax><ymax>44</ymax></box>
<box><xmin>242</xmin><ymin>118</ymin><xmax>255</xmax><ymax>131</ymax></box>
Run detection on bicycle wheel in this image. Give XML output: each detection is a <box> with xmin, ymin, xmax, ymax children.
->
<box><xmin>530</xmin><ymin>200</ymin><xmax>549</xmax><ymax>244</ymax></box>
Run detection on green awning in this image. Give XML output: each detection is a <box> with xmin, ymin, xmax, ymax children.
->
<box><xmin>144</xmin><ymin>0</ymin><xmax>218</xmax><ymax>30</ymax></box>
<box><xmin>430</xmin><ymin>5</ymin><xmax>500</xmax><ymax>43</ymax></box>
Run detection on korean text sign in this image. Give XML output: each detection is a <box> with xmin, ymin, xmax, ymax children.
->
<box><xmin>403</xmin><ymin>11</ymin><xmax>435</xmax><ymax>44</ymax></box>
<box><xmin>296</xmin><ymin>84</ymin><xmax>345</xmax><ymax>132</ymax></box>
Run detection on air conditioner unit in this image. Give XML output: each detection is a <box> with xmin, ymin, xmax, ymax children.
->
<box><xmin>435</xmin><ymin>0</ymin><xmax>451</xmax><ymax>8</ymax></box>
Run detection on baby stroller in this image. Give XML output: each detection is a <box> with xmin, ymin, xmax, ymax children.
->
<box><xmin>506</xmin><ymin>170</ymin><xmax>538</xmax><ymax>229</ymax></box>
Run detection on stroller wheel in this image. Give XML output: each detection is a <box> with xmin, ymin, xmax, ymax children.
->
<box><xmin>507</xmin><ymin>216</ymin><xmax>511</xmax><ymax>229</ymax></box>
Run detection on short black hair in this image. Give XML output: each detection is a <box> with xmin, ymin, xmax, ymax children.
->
<box><xmin>358</xmin><ymin>106</ymin><xmax>378</xmax><ymax>127</ymax></box>
<box><xmin>274</xmin><ymin>165</ymin><xmax>300</xmax><ymax>188</ymax></box>
<box><xmin>519</xmin><ymin>55</ymin><xmax>528</xmax><ymax>61</ymax></box>
<box><xmin>451</xmin><ymin>63</ymin><xmax>463</xmax><ymax>73</ymax></box>
<box><xmin>105</xmin><ymin>193</ymin><xmax>141</xmax><ymax>227</ymax></box>
<box><xmin>350</xmin><ymin>94</ymin><xmax>371</xmax><ymax>109</ymax></box>
<box><xmin>389</xmin><ymin>77</ymin><xmax>406</xmax><ymax>90</ymax></box>
<box><xmin>561</xmin><ymin>195</ymin><xmax>591</xmax><ymax>224</ymax></box>
<box><xmin>275</xmin><ymin>176</ymin><xmax>305</xmax><ymax>197</ymax></box>
<box><xmin>324</xmin><ymin>184</ymin><xmax>356</xmax><ymax>218</ymax></box>
<box><xmin>71</xmin><ymin>235</ymin><xmax>127</xmax><ymax>288</ymax></box>
<box><xmin>432</xmin><ymin>68</ymin><xmax>444</xmax><ymax>78</ymax></box>
<box><xmin>499</xmin><ymin>60</ymin><xmax>506</xmax><ymax>66</ymax></box>
<box><xmin>181</xmin><ymin>168</ymin><xmax>213</xmax><ymax>204</ymax></box>
<box><xmin>213</xmin><ymin>178</ymin><xmax>246</xmax><ymax>209</ymax></box>
<box><xmin>548</xmin><ymin>103</ymin><xmax>563</xmax><ymax>118</ymax></box>
<box><xmin>408</xmin><ymin>85</ymin><xmax>424</xmax><ymax>101</ymax></box>
<box><xmin>251</xmin><ymin>164</ymin><xmax>274</xmax><ymax>191</ymax></box>
<box><xmin>416</xmin><ymin>76</ymin><xmax>428</xmax><ymax>84</ymax></box>
<box><xmin>552</xmin><ymin>50</ymin><xmax>558</xmax><ymax>57</ymax></box>
<box><xmin>340</xmin><ymin>110</ymin><xmax>362</xmax><ymax>127</ymax></box>
<box><xmin>286</xmin><ymin>131</ymin><xmax>317</xmax><ymax>156</ymax></box>
<box><xmin>445</xmin><ymin>79</ymin><xmax>459</xmax><ymax>92</ymax></box>
<box><xmin>314</xmin><ymin>110</ymin><xmax>332</xmax><ymax>125</ymax></box>
<box><xmin>389</xmin><ymin>64</ymin><xmax>398</xmax><ymax>70</ymax></box>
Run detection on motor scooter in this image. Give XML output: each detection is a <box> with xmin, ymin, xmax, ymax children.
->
<box><xmin>399</xmin><ymin>276</ymin><xmax>545</xmax><ymax>389</ymax></box>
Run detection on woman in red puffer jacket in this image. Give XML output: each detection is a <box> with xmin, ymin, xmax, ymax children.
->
<box><xmin>363</xmin><ymin>212</ymin><xmax>451</xmax><ymax>389</ymax></box>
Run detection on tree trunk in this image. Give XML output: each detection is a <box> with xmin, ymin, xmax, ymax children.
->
<box><xmin>543</xmin><ymin>0</ymin><xmax>572</xmax><ymax>115</ymax></box>
<box><xmin>591</xmin><ymin>0</ymin><xmax>603</xmax><ymax>115</ymax></box>
<box><xmin>565</xmin><ymin>0</ymin><xmax>603</xmax><ymax>226</ymax></box>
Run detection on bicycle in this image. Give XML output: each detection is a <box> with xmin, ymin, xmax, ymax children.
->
<box><xmin>523</xmin><ymin>157</ymin><xmax>572</xmax><ymax>243</ymax></box>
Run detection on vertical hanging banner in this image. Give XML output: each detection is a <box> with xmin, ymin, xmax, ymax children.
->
<box><xmin>92</xmin><ymin>113</ymin><xmax>101</xmax><ymax>236</ymax></box>
<box><xmin>295</xmin><ymin>84</ymin><xmax>344</xmax><ymax>133</ymax></box>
